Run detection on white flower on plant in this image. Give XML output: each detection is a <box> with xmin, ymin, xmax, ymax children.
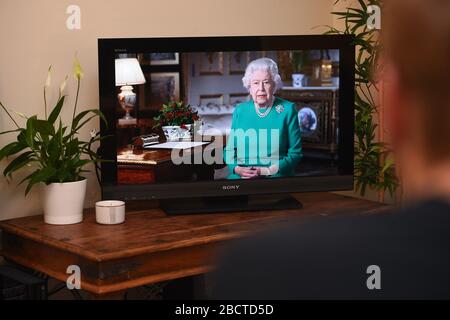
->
<box><xmin>90</xmin><ymin>129</ymin><xmax>97</xmax><ymax>138</ymax></box>
<box><xmin>73</xmin><ymin>54</ymin><xmax>84</xmax><ymax>80</ymax></box>
<box><xmin>45</xmin><ymin>66</ymin><xmax>52</xmax><ymax>88</ymax></box>
<box><xmin>59</xmin><ymin>75</ymin><xmax>68</xmax><ymax>96</ymax></box>
<box><xmin>13</xmin><ymin>110</ymin><xmax>28</xmax><ymax>119</ymax></box>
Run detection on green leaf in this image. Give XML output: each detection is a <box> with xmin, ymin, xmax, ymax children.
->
<box><xmin>382</xmin><ymin>158</ymin><xmax>395</xmax><ymax>174</ymax></box>
<box><xmin>74</xmin><ymin>113</ymin><xmax>99</xmax><ymax>133</ymax></box>
<box><xmin>34</xmin><ymin>119</ymin><xmax>54</xmax><ymax>137</ymax></box>
<box><xmin>331</xmin><ymin>11</ymin><xmax>352</xmax><ymax>17</ymax></box>
<box><xmin>0</xmin><ymin>141</ymin><xmax>26</xmax><ymax>161</ymax></box>
<box><xmin>47</xmin><ymin>136</ymin><xmax>61</xmax><ymax>162</ymax></box>
<box><xmin>56</xmin><ymin>119</ymin><xmax>63</xmax><ymax>143</ymax></box>
<box><xmin>71</xmin><ymin>109</ymin><xmax>107</xmax><ymax>133</ymax></box>
<box><xmin>71</xmin><ymin>109</ymin><xmax>91</xmax><ymax>130</ymax></box>
<box><xmin>357</xmin><ymin>0</ymin><xmax>367</xmax><ymax>11</ymax></box>
<box><xmin>349</xmin><ymin>7</ymin><xmax>366</xmax><ymax>16</ymax></box>
<box><xmin>25</xmin><ymin>116</ymin><xmax>37</xmax><ymax>148</ymax></box>
<box><xmin>48</xmin><ymin>96</ymin><xmax>66</xmax><ymax>124</ymax></box>
<box><xmin>72</xmin><ymin>159</ymin><xmax>92</xmax><ymax>169</ymax></box>
<box><xmin>25</xmin><ymin>166</ymin><xmax>58</xmax><ymax>195</ymax></box>
<box><xmin>18</xmin><ymin>169</ymin><xmax>39</xmax><ymax>186</ymax></box>
<box><xmin>3</xmin><ymin>151</ymin><xmax>35</xmax><ymax>178</ymax></box>
<box><xmin>65</xmin><ymin>139</ymin><xmax>80</xmax><ymax>158</ymax></box>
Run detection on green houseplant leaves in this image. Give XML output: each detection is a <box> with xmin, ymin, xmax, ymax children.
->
<box><xmin>0</xmin><ymin>58</ymin><xmax>108</xmax><ymax>195</ymax></box>
<box><xmin>326</xmin><ymin>0</ymin><xmax>399</xmax><ymax>197</ymax></box>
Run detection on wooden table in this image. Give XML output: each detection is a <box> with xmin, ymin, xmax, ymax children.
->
<box><xmin>0</xmin><ymin>192</ymin><xmax>390</xmax><ymax>298</ymax></box>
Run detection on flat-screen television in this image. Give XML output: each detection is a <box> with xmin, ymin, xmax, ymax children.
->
<box><xmin>98</xmin><ymin>35</ymin><xmax>355</xmax><ymax>214</ymax></box>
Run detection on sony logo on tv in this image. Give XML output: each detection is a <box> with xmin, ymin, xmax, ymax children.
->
<box><xmin>222</xmin><ymin>185</ymin><xmax>240</xmax><ymax>190</ymax></box>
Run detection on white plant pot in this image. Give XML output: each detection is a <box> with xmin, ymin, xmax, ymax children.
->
<box><xmin>162</xmin><ymin>125</ymin><xmax>181</xmax><ymax>141</ymax></box>
<box><xmin>179</xmin><ymin>123</ymin><xmax>194</xmax><ymax>141</ymax></box>
<box><xmin>43</xmin><ymin>179</ymin><xmax>87</xmax><ymax>225</ymax></box>
<box><xmin>292</xmin><ymin>73</ymin><xmax>305</xmax><ymax>88</ymax></box>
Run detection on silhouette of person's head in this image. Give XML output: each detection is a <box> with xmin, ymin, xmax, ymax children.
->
<box><xmin>382</xmin><ymin>0</ymin><xmax>450</xmax><ymax>199</ymax></box>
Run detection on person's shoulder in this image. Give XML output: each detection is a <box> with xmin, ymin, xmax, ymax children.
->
<box><xmin>397</xmin><ymin>197</ymin><xmax>450</xmax><ymax>215</ymax></box>
<box><xmin>212</xmin><ymin>214</ymin><xmax>376</xmax><ymax>299</ymax></box>
<box><xmin>233</xmin><ymin>99</ymin><xmax>252</xmax><ymax>116</ymax></box>
<box><xmin>213</xmin><ymin>198</ymin><xmax>450</xmax><ymax>299</ymax></box>
<box><xmin>392</xmin><ymin>197</ymin><xmax>450</xmax><ymax>229</ymax></box>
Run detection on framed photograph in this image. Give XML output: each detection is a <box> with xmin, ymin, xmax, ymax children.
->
<box><xmin>199</xmin><ymin>52</ymin><xmax>224</xmax><ymax>75</ymax></box>
<box><xmin>199</xmin><ymin>94</ymin><xmax>224</xmax><ymax>109</ymax></box>
<box><xmin>229</xmin><ymin>52</ymin><xmax>250</xmax><ymax>75</ymax></box>
<box><xmin>137</xmin><ymin>53</ymin><xmax>179</xmax><ymax>65</ymax></box>
<box><xmin>138</xmin><ymin>72</ymin><xmax>180</xmax><ymax>110</ymax></box>
<box><xmin>296</xmin><ymin>102</ymin><xmax>323</xmax><ymax>143</ymax></box>
<box><xmin>299</xmin><ymin>107</ymin><xmax>318</xmax><ymax>132</ymax></box>
<box><xmin>229</xmin><ymin>93</ymin><xmax>249</xmax><ymax>106</ymax></box>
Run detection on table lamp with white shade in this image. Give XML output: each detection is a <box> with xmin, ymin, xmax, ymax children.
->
<box><xmin>115</xmin><ymin>58</ymin><xmax>146</xmax><ymax>120</ymax></box>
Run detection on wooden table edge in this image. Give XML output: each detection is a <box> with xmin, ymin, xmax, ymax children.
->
<box><xmin>0</xmin><ymin>212</ymin><xmax>294</xmax><ymax>262</ymax></box>
<box><xmin>1</xmin><ymin>250</ymin><xmax>212</xmax><ymax>296</ymax></box>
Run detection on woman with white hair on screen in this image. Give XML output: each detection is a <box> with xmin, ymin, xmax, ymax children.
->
<box><xmin>224</xmin><ymin>57</ymin><xmax>302</xmax><ymax>179</ymax></box>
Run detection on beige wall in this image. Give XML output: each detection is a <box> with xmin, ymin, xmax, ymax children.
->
<box><xmin>0</xmin><ymin>0</ymin><xmax>335</xmax><ymax>220</ymax></box>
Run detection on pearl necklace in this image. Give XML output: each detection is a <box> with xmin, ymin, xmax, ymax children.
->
<box><xmin>254</xmin><ymin>102</ymin><xmax>273</xmax><ymax>118</ymax></box>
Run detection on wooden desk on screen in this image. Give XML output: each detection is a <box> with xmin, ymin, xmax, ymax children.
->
<box><xmin>116</xmin><ymin>143</ymin><xmax>216</xmax><ymax>184</ymax></box>
<box><xmin>0</xmin><ymin>192</ymin><xmax>390</xmax><ymax>298</ymax></box>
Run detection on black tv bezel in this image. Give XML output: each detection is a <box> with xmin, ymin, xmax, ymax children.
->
<box><xmin>98</xmin><ymin>35</ymin><xmax>355</xmax><ymax>201</ymax></box>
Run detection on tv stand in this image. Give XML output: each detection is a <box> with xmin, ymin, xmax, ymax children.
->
<box><xmin>160</xmin><ymin>194</ymin><xmax>302</xmax><ymax>215</ymax></box>
<box><xmin>0</xmin><ymin>192</ymin><xmax>390</xmax><ymax>299</ymax></box>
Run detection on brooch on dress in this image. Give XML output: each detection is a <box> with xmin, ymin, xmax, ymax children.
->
<box><xmin>275</xmin><ymin>104</ymin><xmax>284</xmax><ymax>114</ymax></box>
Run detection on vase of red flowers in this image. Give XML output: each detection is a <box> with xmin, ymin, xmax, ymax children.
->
<box><xmin>153</xmin><ymin>101</ymin><xmax>199</xmax><ymax>141</ymax></box>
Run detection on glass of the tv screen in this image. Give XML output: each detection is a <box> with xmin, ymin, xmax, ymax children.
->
<box><xmin>114</xmin><ymin>49</ymin><xmax>340</xmax><ymax>185</ymax></box>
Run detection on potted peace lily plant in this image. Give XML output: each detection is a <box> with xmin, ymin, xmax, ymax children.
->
<box><xmin>153</xmin><ymin>101</ymin><xmax>200</xmax><ymax>141</ymax></box>
<box><xmin>0</xmin><ymin>58</ymin><xmax>107</xmax><ymax>225</ymax></box>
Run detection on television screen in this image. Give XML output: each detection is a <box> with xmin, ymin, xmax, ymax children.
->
<box><xmin>98</xmin><ymin>35</ymin><xmax>354</xmax><ymax>206</ymax></box>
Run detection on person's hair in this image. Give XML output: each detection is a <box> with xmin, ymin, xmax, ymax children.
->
<box><xmin>382</xmin><ymin>0</ymin><xmax>450</xmax><ymax>162</ymax></box>
<box><xmin>242</xmin><ymin>58</ymin><xmax>283</xmax><ymax>93</ymax></box>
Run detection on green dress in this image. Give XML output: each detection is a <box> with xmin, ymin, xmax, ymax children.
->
<box><xmin>224</xmin><ymin>97</ymin><xmax>302</xmax><ymax>179</ymax></box>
